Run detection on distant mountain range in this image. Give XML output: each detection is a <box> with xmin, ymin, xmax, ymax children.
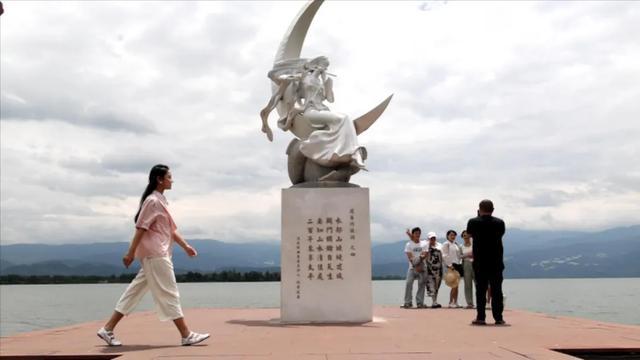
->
<box><xmin>1</xmin><ymin>225</ymin><xmax>638</xmax><ymax>278</ymax></box>
<box><xmin>0</xmin><ymin>240</ymin><xmax>281</xmax><ymax>276</ymax></box>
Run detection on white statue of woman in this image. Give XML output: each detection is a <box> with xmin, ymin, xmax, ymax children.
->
<box><xmin>260</xmin><ymin>56</ymin><xmax>366</xmax><ymax>171</ymax></box>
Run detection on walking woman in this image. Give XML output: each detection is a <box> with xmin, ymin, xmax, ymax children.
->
<box><xmin>97</xmin><ymin>164</ymin><xmax>209</xmax><ymax>346</ymax></box>
<box><xmin>461</xmin><ymin>230</ymin><xmax>475</xmax><ymax>308</ymax></box>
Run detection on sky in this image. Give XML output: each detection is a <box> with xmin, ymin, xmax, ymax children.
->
<box><xmin>1</xmin><ymin>1</ymin><xmax>639</xmax><ymax>245</ymax></box>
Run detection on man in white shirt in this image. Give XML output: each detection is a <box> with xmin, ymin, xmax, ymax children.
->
<box><xmin>402</xmin><ymin>227</ymin><xmax>428</xmax><ymax>308</ymax></box>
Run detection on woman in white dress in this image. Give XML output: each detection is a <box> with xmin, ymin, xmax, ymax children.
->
<box><xmin>442</xmin><ymin>229</ymin><xmax>463</xmax><ymax>308</ymax></box>
<box><xmin>461</xmin><ymin>230</ymin><xmax>475</xmax><ymax>308</ymax></box>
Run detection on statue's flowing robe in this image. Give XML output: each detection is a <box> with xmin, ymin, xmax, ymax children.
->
<box><xmin>296</xmin><ymin>68</ymin><xmax>361</xmax><ymax>167</ymax></box>
<box><xmin>299</xmin><ymin>109</ymin><xmax>360</xmax><ymax>167</ymax></box>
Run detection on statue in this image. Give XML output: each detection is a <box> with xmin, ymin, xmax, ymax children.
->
<box><xmin>260</xmin><ymin>0</ymin><xmax>392</xmax><ymax>186</ymax></box>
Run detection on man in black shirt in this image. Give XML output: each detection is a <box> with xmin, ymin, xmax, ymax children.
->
<box><xmin>466</xmin><ymin>199</ymin><xmax>506</xmax><ymax>325</ymax></box>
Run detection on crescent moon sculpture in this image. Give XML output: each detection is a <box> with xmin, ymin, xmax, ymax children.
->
<box><xmin>260</xmin><ymin>0</ymin><xmax>393</xmax><ymax>186</ymax></box>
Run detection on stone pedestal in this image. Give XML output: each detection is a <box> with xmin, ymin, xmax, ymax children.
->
<box><xmin>281</xmin><ymin>187</ymin><xmax>372</xmax><ymax>323</ymax></box>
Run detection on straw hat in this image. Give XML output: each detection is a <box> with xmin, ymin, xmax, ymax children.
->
<box><xmin>444</xmin><ymin>268</ymin><xmax>460</xmax><ymax>288</ymax></box>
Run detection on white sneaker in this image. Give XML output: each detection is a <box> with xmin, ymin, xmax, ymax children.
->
<box><xmin>97</xmin><ymin>327</ymin><xmax>122</xmax><ymax>346</ymax></box>
<box><xmin>181</xmin><ymin>331</ymin><xmax>210</xmax><ymax>346</ymax></box>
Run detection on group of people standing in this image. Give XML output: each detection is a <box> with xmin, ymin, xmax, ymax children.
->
<box><xmin>403</xmin><ymin>228</ymin><xmax>474</xmax><ymax>309</ymax></box>
<box><xmin>403</xmin><ymin>200</ymin><xmax>507</xmax><ymax>325</ymax></box>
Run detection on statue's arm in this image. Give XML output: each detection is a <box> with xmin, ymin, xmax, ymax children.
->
<box><xmin>279</xmin><ymin>73</ymin><xmax>302</xmax><ymax>82</ymax></box>
<box><xmin>324</xmin><ymin>76</ymin><xmax>334</xmax><ymax>103</ymax></box>
<box><xmin>260</xmin><ymin>77</ymin><xmax>296</xmax><ymax>142</ymax></box>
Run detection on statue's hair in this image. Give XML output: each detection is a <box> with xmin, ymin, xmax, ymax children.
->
<box><xmin>305</xmin><ymin>56</ymin><xmax>329</xmax><ymax>69</ymax></box>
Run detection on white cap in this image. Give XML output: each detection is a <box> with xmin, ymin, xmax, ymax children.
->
<box><xmin>427</xmin><ymin>231</ymin><xmax>437</xmax><ymax>239</ymax></box>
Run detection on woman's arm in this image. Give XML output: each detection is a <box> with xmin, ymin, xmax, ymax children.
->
<box><xmin>442</xmin><ymin>242</ymin><xmax>452</xmax><ymax>267</ymax></box>
<box><xmin>123</xmin><ymin>228</ymin><xmax>146</xmax><ymax>268</ymax></box>
<box><xmin>173</xmin><ymin>231</ymin><xmax>197</xmax><ymax>257</ymax></box>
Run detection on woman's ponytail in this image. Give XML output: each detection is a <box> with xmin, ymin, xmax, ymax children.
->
<box><xmin>134</xmin><ymin>164</ymin><xmax>169</xmax><ymax>223</ymax></box>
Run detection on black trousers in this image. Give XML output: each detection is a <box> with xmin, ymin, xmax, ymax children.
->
<box><xmin>474</xmin><ymin>268</ymin><xmax>504</xmax><ymax>322</ymax></box>
<box><xmin>451</xmin><ymin>263</ymin><xmax>464</xmax><ymax>277</ymax></box>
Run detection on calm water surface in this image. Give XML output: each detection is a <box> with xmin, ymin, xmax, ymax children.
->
<box><xmin>1</xmin><ymin>278</ymin><xmax>638</xmax><ymax>336</ymax></box>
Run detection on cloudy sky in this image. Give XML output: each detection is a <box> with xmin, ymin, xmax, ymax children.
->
<box><xmin>1</xmin><ymin>1</ymin><xmax>639</xmax><ymax>245</ymax></box>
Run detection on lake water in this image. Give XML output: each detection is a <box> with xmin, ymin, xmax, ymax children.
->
<box><xmin>1</xmin><ymin>278</ymin><xmax>638</xmax><ymax>336</ymax></box>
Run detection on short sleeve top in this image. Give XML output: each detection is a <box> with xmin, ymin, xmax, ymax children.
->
<box><xmin>134</xmin><ymin>191</ymin><xmax>177</xmax><ymax>259</ymax></box>
<box><xmin>404</xmin><ymin>240</ymin><xmax>428</xmax><ymax>269</ymax></box>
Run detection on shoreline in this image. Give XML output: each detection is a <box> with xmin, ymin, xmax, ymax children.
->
<box><xmin>2</xmin><ymin>275</ymin><xmax>639</xmax><ymax>285</ymax></box>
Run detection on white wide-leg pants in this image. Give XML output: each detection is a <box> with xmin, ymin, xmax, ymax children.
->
<box><xmin>115</xmin><ymin>256</ymin><xmax>184</xmax><ymax>321</ymax></box>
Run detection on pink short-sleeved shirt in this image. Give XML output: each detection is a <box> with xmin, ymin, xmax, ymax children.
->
<box><xmin>135</xmin><ymin>191</ymin><xmax>177</xmax><ymax>259</ymax></box>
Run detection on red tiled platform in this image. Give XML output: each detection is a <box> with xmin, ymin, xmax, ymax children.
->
<box><xmin>1</xmin><ymin>307</ymin><xmax>639</xmax><ymax>359</ymax></box>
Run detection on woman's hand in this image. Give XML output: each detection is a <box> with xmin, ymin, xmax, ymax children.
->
<box><xmin>124</xmin><ymin>228</ymin><xmax>145</xmax><ymax>268</ymax></box>
<box><xmin>184</xmin><ymin>245</ymin><xmax>198</xmax><ymax>257</ymax></box>
<box><xmin>172</xmin><ymin>231</ymin><xmax>197</xmax><ymax>257</ymax></box>
<box><xmin>122</xmin><ymin>253</ymin><xmax>135</xmax><ymax>268</ymax></box>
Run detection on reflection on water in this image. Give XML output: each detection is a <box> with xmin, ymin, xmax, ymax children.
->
<box><xmin>1</xmin><ymin>278</ymin><xmax>638</xmax><ymax>336</ymax></box>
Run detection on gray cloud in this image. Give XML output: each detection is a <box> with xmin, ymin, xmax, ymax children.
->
<box><xmin>521</xmin><ymin>190</ymin><xmax>573</xmax><ymax>208</ymax></box>
<box><xmin>59</xmin><ymin>150</ymin><xmax>179</xmax><ymax>177</ymax></box>
<box><xmin>1</xmin><ymin>93</ymin><xmax>155</xmax><ymax>133</ymax></box>
<box><xmin>1</xmin><ymin>1</ymin><xmax>639</xmax><ymax>245</ymax></box>
<box><xmin>126</xmin><ymin>6</ymin><xmax>258</xmax><ymax>78</ymax></box>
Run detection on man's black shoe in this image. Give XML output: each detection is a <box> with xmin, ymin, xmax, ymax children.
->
<box><xmin>495</xmin><ymin>320</ymin><xmax>507</xmax><ymax>326</ymax></box>
<box><xmin>471</xmin><ymin>319</ymin><xmax>487</xmax><ymax>325</ymax></box>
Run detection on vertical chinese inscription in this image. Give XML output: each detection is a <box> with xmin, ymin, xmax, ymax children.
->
<box><xmin>349</xmin><ymin>208</ymin><xmax>357</xmax><ymax>258</ymax></box>
<box><xmin>296</xmin><ymin>236</ymin><xmax>301</xmax><ymax>299</ymax></box>
<box><xmin>303</xmin><ymin>215</ymin><xmax>349</xmax><ymax>284</ymax></box>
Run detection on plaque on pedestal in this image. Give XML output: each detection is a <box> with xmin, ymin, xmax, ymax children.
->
<box><xmin>281</xmin><ymin>187</ymin><xmax>372</xmax><ymax>323</ymax></box>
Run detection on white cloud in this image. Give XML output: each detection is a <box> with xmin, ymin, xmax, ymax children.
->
<box><xmin>1</xmin><ymin>1</ymin><xmax>639</xmax><ymax>245</ymax></box>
